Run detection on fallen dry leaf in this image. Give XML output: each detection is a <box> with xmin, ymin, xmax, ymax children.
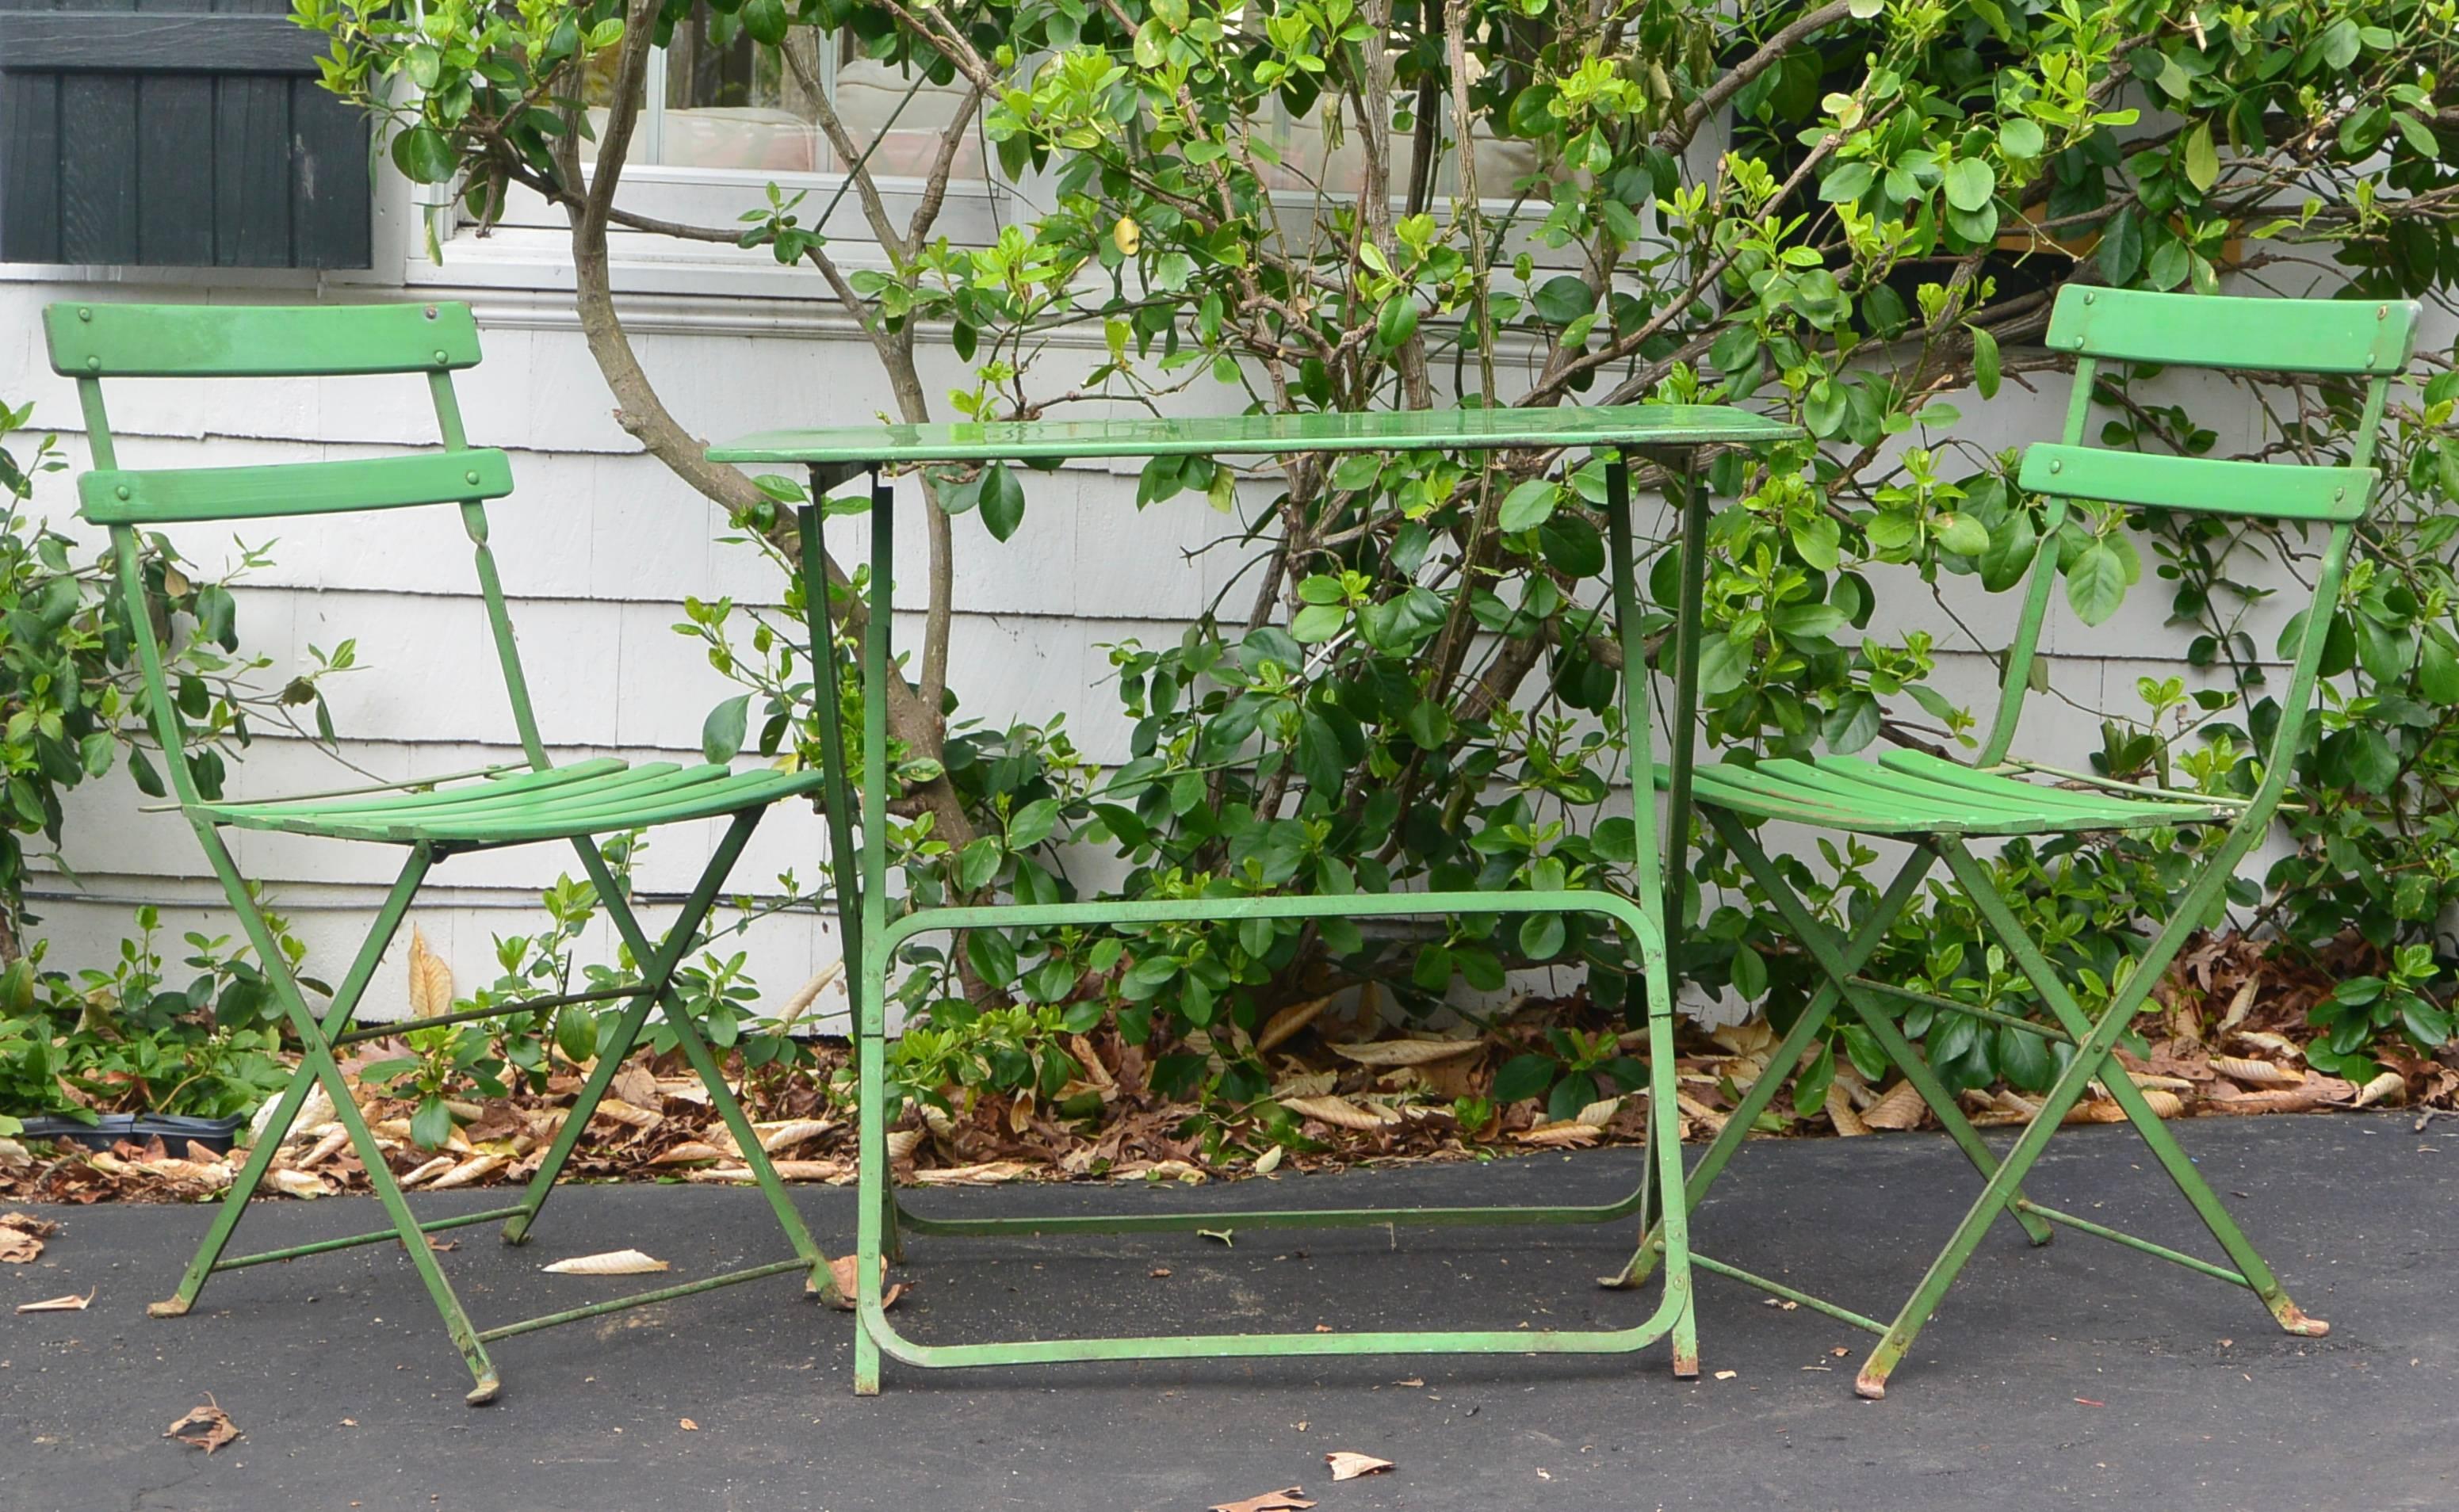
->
<box><xmin>1256</xmin><ymin>994</ymin><xmax>1334</xmax><ymax>1052</ymax></box>
<box><xmin>1861</xmin><ymin>1079</ymin><xmax>1926</xmax><ymax>1131</ymax></box>
<box><xmin>648</xmin><ymin>1142</ymin><xmax>728</xmax><ymax>1167</ymax></box>
<box><xmin>912</xmin><ymin>1160</ymin><xmax>1034</xmax><ymax>1186</ymax></box>
<box><xmin>0</xmin><ymin>1211</ymin><xmax>52</xmax><ymax>1263</ymax></box>
<box><xmin>407</xmin><ymin>925</ymin><xmax>453</xmax><ymax>1019</ymax></box>
<box><xmin>1149</xmin><ymin>1266</ymin><xmax>1172</xmax><ymax>1278</ymax></box>
<box><xmin>1279</xmin><ymin>1095</ymin><xmax>1396</xmax><ymax>1132</ymax></box>
<box><xmin>1325</xmin><ymin>1452</ymin><xmax>1393</xmax><ymax>1482</ymax></box>
<box><xmin>1209</xmin><ymin>1489</ymin><xmax>1315</xmax><ymax>1512</ymax></box>
<box><xmin>541</xmin><ymin>1249</ymin><xmax>670</xmax><ymax>1276</ymax></box>
<box><xmin>425</xmin><ymin>1153</ymin><xmax>504</xmax><ymax>1190</ymax></box>
<box><xmin>679</xmin><ymin>1418</ymin><xmax>699</xmax><ymax>1431</ymax></box>
<box><xmin>17</xmin><ymin>1289</ymin><xmax>94</xmax><ymax>1313</ymax></box>
<box><xmin>1325</xmin><ymin>1037</ymin><xmax>1479</xmax><ymax>1067</ymax></box>
<box><xmin>2213</xmin><ymin>1055</ymin><xmax>2303</xmax><ymax>1088</ymax></box>
<box><xmin>269</xmin><ymin>1169</ymin><xmax>330</xmax><ymax>1200</ymax></box>
<box><xmin>824</xmin><ymin>1253</ymin><xmax>906</xmax><ymax>1312</ymax></box>
<box><xmin>1713</xmin><ymin>1369</ymin><xmax>1738</xmax><ymax>1380</ymax></box>
<box><xmin>1512</xmin><ymin>1120</ymin><xmax>1601</xmax><ymax>1148</ymax></box>
<box><xmin>2354</xmin><ymin>1070</ymin><xmax>2406</xmax><ymax>1109</ymax></box>
<box><xmin>165</xmin><ymin>1396</ymin><xmax>241</xmax><ymax>1454</ymax></box>
<box><xmin>1251</xmin><ymin>1144</ymin><xmax>1284</xmax><ymax>1175</ymax></box>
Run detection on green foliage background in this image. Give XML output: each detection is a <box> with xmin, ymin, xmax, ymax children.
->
<box><xmin>292</xmin><ymin>0</ymin><xmax>2459</xmax><ymax>1128</ymax></box>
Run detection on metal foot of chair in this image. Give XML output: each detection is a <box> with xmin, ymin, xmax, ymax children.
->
<box><xmin>1853</xmin><ymin>1366</ymin><xmax>1888</xmax><ymax>1400</ymax></box>
<box><xmin>147</xmin><ymin>1296</ymin><xmax>192</xmax><ymax>1319</ymax></box>
<box><xmin>465</xmin><ymin>1373</ymin><xmax>502</xmax><ymax>1407</ymax></box>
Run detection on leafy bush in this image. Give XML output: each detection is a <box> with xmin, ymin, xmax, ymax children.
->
<box><xmin>1</xmin><ymin>399</ymin><xmax>353</xmax><ymax>1124</ymax></box>
<box><xmin>301</xmin><ymin>0</ymin><xmax>2459</xmax><ymax>1125</ymax></box>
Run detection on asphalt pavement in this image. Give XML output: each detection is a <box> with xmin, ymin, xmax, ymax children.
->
<box><xmin>3</xmin><ymin>1114</ymin><xmax>2452</xmax><ymax>1510</ymax></box>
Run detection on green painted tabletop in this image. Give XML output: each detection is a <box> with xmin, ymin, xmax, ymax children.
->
<box><xmin>707</xmin><ymin>404</ymin><xmax>1803</xmax><ymax>466</ymax></box>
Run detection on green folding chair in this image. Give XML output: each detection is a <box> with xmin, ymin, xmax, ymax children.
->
<box><xmin>48</xmin><ymin>300</ymin><xmax>839</xmax><ymax>1404</ymax></box>
<box><xmin>1615</xmin><ymin>286</ymin><xmax>2413</xmax><ymax>1397</ymax></box>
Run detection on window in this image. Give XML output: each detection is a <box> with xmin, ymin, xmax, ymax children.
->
<box><xmin>583</xmin><ymin>6</ymin><xmax>985</xmax><ymax>181</ymax></box>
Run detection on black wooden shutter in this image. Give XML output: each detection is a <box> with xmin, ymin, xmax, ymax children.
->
<box><xmin>0</xmin><ymin>0</ymin><xmax>371</xmax><ymax>269</ymax></box>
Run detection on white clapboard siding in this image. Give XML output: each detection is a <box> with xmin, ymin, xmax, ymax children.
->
<box><xmin>6</xmin><ymin>269</ymin><xmax>2440</xmax><ymax>1023</ymax></box>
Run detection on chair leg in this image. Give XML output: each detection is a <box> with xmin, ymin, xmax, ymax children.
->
<box><xmin>1604</xmin><ymin>852</ymin><xmax>1937</xmax><ymax>1291</ymax></box>
<box><xmin>520</xmin><ymin>817</ymin><xmax>840</xmax><ymax>1301</ymax></box>
<box><xmin>1939</xmin><ymin>841</ymin><xmax>2329</xmax><ymax>1338</ymax></box>
<box><xmin>177</xmin><ymin>832</ymin><xmax>499</xmax><ymax>1401</ymax></box>
<box><xmin>153</xmin><ymin>847</ymin><xmax>436</xmax><ymax>1316</ymax></box>
<box><xmin>1719</xmin><ymin>820</ymin><xmax>2056</xmax><ymax>1247</ymax></box>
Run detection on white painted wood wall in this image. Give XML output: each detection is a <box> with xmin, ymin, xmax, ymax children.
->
<box><xmin>4</xmin><ymin>200</ymin><xmax>2430</xmax><ymax>1025</ymax></box>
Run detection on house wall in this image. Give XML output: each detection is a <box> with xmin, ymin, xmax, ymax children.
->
<box><xmin>0</xmin><ymin>174</ymin><xmax>2419</xmax><ymax>1026</ymax></box>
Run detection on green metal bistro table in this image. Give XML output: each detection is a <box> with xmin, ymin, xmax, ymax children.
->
<box><xmin>709</xmin><ymin>404</ymin><xmax>1801</xmax><ymax>1392</ymax></box>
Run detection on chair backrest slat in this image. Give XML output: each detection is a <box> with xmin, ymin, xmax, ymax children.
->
<box><xmin>2044</xmin><ymin>288</ymin><xmax>2417</xmax><ymax>375</ymax></box>
<box><xmin>80</xmin><ymin>450</ymin><xmax>516</xmax><ymax>525</ymax></box>
<box><xmin>44</xmin><ymin>301</ymin><xmax>482</xmax><ymax>378</ymax></box>
<box><xmin>2017</xmin><ymin>445</ymin><xmax>2373</xmax><ymax>525</ymax></box>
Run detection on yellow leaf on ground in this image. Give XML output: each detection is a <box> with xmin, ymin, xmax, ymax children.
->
<box><xmin>648</xmin><ymin>1142</ymin><xmax>726</xmax><ymax>1166</ymax></box>
<box><xmin>165</xmin><ymin>1396</ymin><xmax>241</xmax><ymax>1454</ymax></box>
<box><xmin>426</xmin><ymin>1154</ymin><xmax>503</xmax><ymax>1189</ymax></box>
<box><xmin>823</xmin><ymin>1253</ymin><xmax>904</xmax><ymax>1312</ymax></box>
<box><xmin>2213</xmin><ymin>1056</ymin><xmax>2302</xmax><ymax>1088</ymax></box>
<box><xmin>269</xmin><ymin>1169</ymin><xmax>330</xmax><ymax>1199</ymax></box>
<box><xmin>1209</xmin><ymin>1490</ymin><xmax>1314</xmax><ymax>1512</ymax></box>
<box><xmin>1326</xmin><ymin>1451</ymin><xmax>1394</xmax><ymax>1481</ymax></box>
<box><xmin>912</xmin><ymin>1160</ymin><xmax>1034</xmax><ymax>1186</ymax></box>
<box><xmin>2354</xmin><ymin>1070</ymin><xmax>2406</xmax><ymax>1108</ymax></box>
<box><xmin>541</xmin><ymin>1249</ymin><xmax>669</xmax><ymax>1276</ymax></box>
<box><xmin>17</xmin><ymin>1289</ymin><xmax>94</xmax><ymax>1313</ymax></box>
<box><xmin>1862</xmin><ymin>1080</ymin><xmax>1926</xmax><ymax>1131</ymax></box>
<box><xmin>1826</xmin><ymin>1082</ymin><xmax>1869</xmax><ymax>1136</ymax></box>
<box><xmin>1279</xmin><ymin>1095</ymin><xmax>1396</xmax><ymax>1132</ymax></box>
<box><xmin>1256</xmin><ymin>994</ymin><xmax>1335</xmax><ymax>1052</ymax></box>
<box><xmin>1513</xmin><ymin>1121</ymin><xmax>1601</xmax><ymax>1147</ymax></box>
<box><xmin>1327</xmin><ymin>1037</ymin><xmax>1480</xmax><ymax>1067</ymax></box>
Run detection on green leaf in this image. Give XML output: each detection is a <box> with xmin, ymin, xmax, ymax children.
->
<box><xmin>2419</xmin><ymin>632</ymin><xmax>2459</xmax><ymax>704</ymax></box>
<box><xmin>390</xmin><ymin>126</ymin><xmax>458</xmax><ymax>185</ymax></box>
<box><xmin>2098</xmin><ymin>206</ymin><xmax>2143</xmax><ymax>284</ymax></box>
<box><xmin>1995</xmin><ymin>1023</ymin><xmax>2055</xmax><ymax>1092</ymax></box>
<box><xmin>740</xmin><ymin>0</ymin><xmax>788</xmax><ymax>45</ymax></box>
<box><xmin>701</xmin><ymin>693</ymin><xmax>751</xmax><ymax>763</ymax></box>
<box><xmin>1291</xmin><ymin>603</ymin><xmax>1347</xmax><ymax>642</ymax></box>
<box><xmin>1792</xmin><ymin>514</ymin><xmax>1841</xmax><ymax>572</ymax></box>
<box><xmin>1375</xmin><ymin>293</ymin><xmax>1421</xmax><ymax>351</ymax></box>
<box><xmin>1729</xmin><ymin>943</ymin><xmax>1767</xmax><ymax>1002</ymax></box>
<box><xmin>1491</xmin><ymin>1053</ymin><xmax>1556</xmax><ymax>1104</ymax></box>
<box><xmin>1822</xmin><ymin>691</ymin><xmax>1882</xmax><ymax>754</ymax></box>
<box><xmin>1532</xmin><ymin>275</ymin><xmax>1595</xmax><ymax>325</ymax></box>
<box><xmin>1942</xmin><ymin>158</ymin><xmax>1996</xmax><ymax>213</ymax></box>
<box><xmin>1998</xmin><ymin>117</ymin><xmax>2044</xmax><ymax>159</ymax></box>
<box><xmin>966</xmin><ymin>928</ymin><xmax>1019</xmax><ymax>991</ymax></box>
<box><xmin>411</xmin><ymin>1097</ymin><xmax>457</xmax><ymax>1151</ymax></box>
<box><xmin>1970</xmin><ymin>324</ymin><xmax>2001</xmax><ymax>399</ymax></box>
<box><xmin>1497</xmin><ymin>479</ymin><xmax>1560</xmax><ymax>532</ymax></box>
<box><xmin>1008</xmin><ymin>797</ymin><xmax>1062</xmax><ymax>850</ymax></box>
<box><xmin>1935</xmin><ymin>512</ymin><xmax>1990</xmax><ymax>556</ymax></box>
<box><xmin>2182</xmin><ymin>122</ymin><xmax>2219</xmax><ymax>193</ymax></box>
<box><xmin>1791</xmin><ymin>1041</ymin><xmax>1834</xmax><ymax>1121</ymax></box>
<box><xmin>979</xmin><ymin>463</ymin><xmax>1027</xmax><ymax>541</ymax></box>
<box><xmin>1518</xmin><ymin>912</ymin><xmax>1566</xmax><ymax>960</ymax></box>
<box><xmin>958</xmin><ymin>835</ymin><xmax>1005</xmax><ymax>892</ymax></box>
<box><xmin>2065</xmin><ymin>542</ymin><xmax>2128</xmax><ymax>626</ymax></box>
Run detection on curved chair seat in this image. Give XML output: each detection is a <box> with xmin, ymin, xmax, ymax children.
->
<box><xmin>1671</xmin><ymin>749</ymin><xmax>2231</xmax><ymax>837</ymax></box>
<box><xmin>193</xmin><ymin>758</ymin><xmax>829</xmax><ymax>847</ymax></box>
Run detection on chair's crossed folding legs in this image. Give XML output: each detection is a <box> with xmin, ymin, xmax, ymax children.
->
<box><xmin>1614</xmin><ymin>815</ymin><xmax>2326</xmax><ymax>1397</ymax></box>
<box><xmin>149</xmin><ymin>811</ymin><xmax>836</xmax><ymax>1405</ymax></box>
